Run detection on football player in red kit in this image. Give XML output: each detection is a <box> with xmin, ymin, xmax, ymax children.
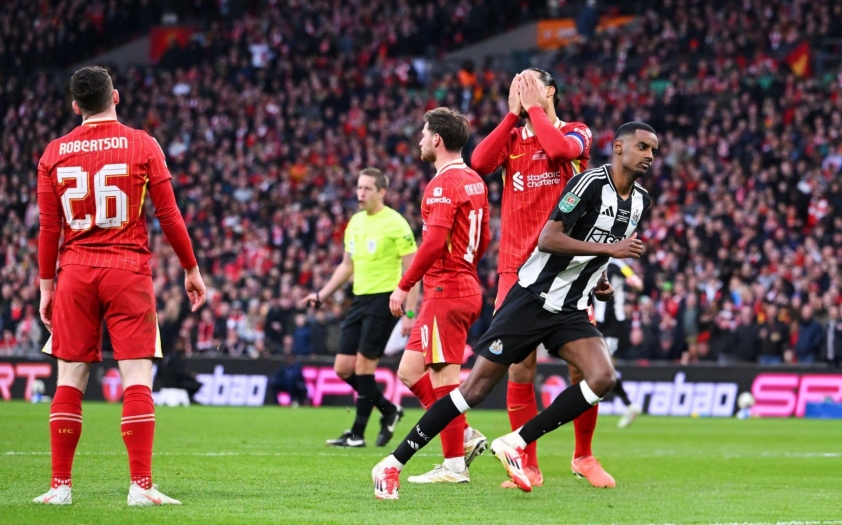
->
<box><xmin>34</xmin><ymin>66</ymin><xmax>206</xmax><ymax>506</ymax></box>
<box><xmin>385</xmin><ymin>107</ymin><xmax>491</xmax><ymax>486</ymax></box>
<box><xmin>470</xmin><ymin>69</ymin><xmax>615</xmax><ymax>489</ymax></box>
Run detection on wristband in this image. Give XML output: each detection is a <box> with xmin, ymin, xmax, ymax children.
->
<box><xmin>405</xmin><ymin>310</ymin><xmax>415</xmax><ymax>319</ymax></box>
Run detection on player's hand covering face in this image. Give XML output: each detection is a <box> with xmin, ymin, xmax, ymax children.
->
<box><xmin>508</xmin><ymin>73</ymin><xmax>523</xmax><ymax>116</ymax></box>
<box><xmin>519</xmin><ymin>71</ymin><xmax>551</xmax><ymax>114</ymax></box>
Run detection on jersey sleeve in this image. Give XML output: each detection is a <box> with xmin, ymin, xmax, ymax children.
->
<box><xmin>392</xmin><ymin>215</ymin><xmax>417</xmax><ymax>256</ymax></box>
<box><xmin>37</xmin><ymin>156</ymin><xmax>62</xmax><ymax>279</ymax></box>
<box><xmin>564</xmin><ymin>123</ymin><xmax>593</xmax><ymax>159</ymax></box>
<box><xmin>142</xmin><ymin>132</ymin><xmax>173</xmax><ymax>186</ymax></box>
<box><xmin>424</xmin><ymin>179</ymin><xmax>459</xmax><ymax>229</ymax></box>
<box><xmin>37</xmin><ymin>154</ymin><xmax>54</xmax><ymax>195</ymax></box>
<box><xmin>343</xmin><ymin>215</ymin><xmax>356</xmax><ymax>255</ymax></box>
<box><xmin>550</xmin><ymin>173</ymin><xmax>600</xmax><ymax>232</ymax></box>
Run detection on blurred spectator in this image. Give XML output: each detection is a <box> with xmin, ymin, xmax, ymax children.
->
<box><xmin>795</xmin><ymin>305</ymin><xmax>823</xmax><ymax>364</ymax></box>
<box><xmin>291</xmin><ymin>313</ymin><xmax>312</xmax><ymax>357</ymax></box>
<box><xmin>757</xmin><ymin>302</ymin><xmax>789</xmax><ymax>365</ymax></box>
<box><xmin>270</xmin><ymin>352</ymin><xmax>308</xmax><ymax>407</ymax></box>
<box><xmin>827</xmin><ymin>305</ymin><xmax>841</xmax><ymax>367</ymax></box>
<box><xmin>1</xmin><ymin>0</ymin><xmax>841</xmax><ymax>365</ymax></box>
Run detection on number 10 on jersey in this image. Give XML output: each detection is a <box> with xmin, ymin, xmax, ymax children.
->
<box><xmin>464</xmin><ymin>209</ymin><xmax>483</xmax><ymax>263</ymax></box>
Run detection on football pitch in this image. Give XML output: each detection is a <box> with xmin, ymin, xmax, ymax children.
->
<box><xmin>1</xmin><ymin>403</ymin><xmax>840</xmax><ymax>525</ymax></box>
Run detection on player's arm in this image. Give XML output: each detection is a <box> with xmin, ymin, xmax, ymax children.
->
<box><xmin>37</xmin><ymin>160</ymin><xmax>62</xmax><ymax>332</ymax></box>
<box><xmin>520</xmin><ymin>73</ymin><xmax>589</xmax><ymax>162</ymax></box>
<box><xmin>537</xmin><ymin>176</ymin><xmax>643</xmax><ymax>258</ymax></box>
<box><xmin>304</xmin><ymin>252</ymin><xmax>354</xmax><ymax>308</ymax></box>
<box><xmin>400</xmin><ymin>252</ymin><xmax>422</xmax><ymax>335</ymax></box>
<box><xmin>469</xmin><ymin>75</ymin><xmax>522</xmax><ymax>173</ymax></box>
<box><xmin>614</xmin><ymin>260</ymin><xmax>644</xmax><ymax>291</ymax></box>
<box><xmin>476</xmin><ymin>204</ymin><xmax>491</xmax><ymax>261</ymax></box>
<box><xmin>144</xmin><ymin>133</ymin><xmax>205</xmax><ymax>311</ymax></box>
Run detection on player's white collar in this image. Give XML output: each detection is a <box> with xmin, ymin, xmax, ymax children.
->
<box><xmin>82</xmin><ymin>117</ymin><xmax>118</xmax><ymax>125</ymax></box>
<box><xmin>435</xmin><ymin>158</ymin><xmax>467</xmax><ymax>177</ymax></box>
<box><xmin>522</xmin><ymin>118</ymin><xmax>563</xmax><ymax>140</ymax></box>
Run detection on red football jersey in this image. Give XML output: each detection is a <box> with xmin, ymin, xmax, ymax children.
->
<box><xmin>420</xmin><ymin>160</ymin><xmax>490</xmax><ymax>299</ymax></box>
<box><xmin>37</xmin><ymin>118</ymin><xmax>173</xmax><ymax>275</ymax></box>
<box><xmin>496</xmin><ymin>120</ymin><xmax>591</xmax><ymax>273</ymax></box>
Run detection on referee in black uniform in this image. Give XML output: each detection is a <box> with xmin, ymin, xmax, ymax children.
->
<box><xmin>303</xmin><ymin>168</ymin><xmax>420</xmax><ymax>447</ymax></box>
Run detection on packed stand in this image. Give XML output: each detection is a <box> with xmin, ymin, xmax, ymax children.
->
<box><xmin>1</xmin><ymin>0</ymin><xmax>841</xmax><ymax>366</ymax></box>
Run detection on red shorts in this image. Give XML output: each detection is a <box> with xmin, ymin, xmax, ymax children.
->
<box><xmin>496</xmin><ymin>271</ymin><xmax>596</xmax><ymax>323</ymax></box>
<box><xmin>43</xmin><ymin>265</ymin><xmax>162</xmax><ymax>363</ymax></box>
<box><xmin>495</xmin><ymin>272</ymin><xmax>519</xmax><ymax>312</ymax></box>
<box><xmin>406</xmin><ymin>295</ymin><xmax>482</xmax><ymax>365</ymax></box>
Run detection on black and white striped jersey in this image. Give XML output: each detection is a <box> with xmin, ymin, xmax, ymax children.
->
<box><xmin>517</xmin><ymin>165</ymin><xmax>651</xmax><ymax>313</ymax></box>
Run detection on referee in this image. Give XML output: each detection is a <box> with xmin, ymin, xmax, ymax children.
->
<box><xmin>303</xmin><ymin>168</ymin><xmax>419</xmax><ymax>447</ymax></box>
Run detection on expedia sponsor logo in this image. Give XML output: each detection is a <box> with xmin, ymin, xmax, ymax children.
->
<box><xmin>426</xmin><ymin>197</ymin><xmax>452</xmax><ymax>205</ymax></box>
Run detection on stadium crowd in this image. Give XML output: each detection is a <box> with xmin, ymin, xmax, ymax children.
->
<box><xmin>1</xmin><ymin>0</ymin><xmax>841</xmax><ymax>366</ymax></box>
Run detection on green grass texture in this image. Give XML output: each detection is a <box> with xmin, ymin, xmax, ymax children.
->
<box><xmin>1</xmin><ymin>402</ymin><xmax>841</xmax><ymax>524</ymax></box>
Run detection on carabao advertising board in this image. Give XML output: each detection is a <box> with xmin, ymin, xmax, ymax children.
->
<box><xmin>1</xmin><ymin>357</ymin><xmax>840</xmax><ymax>418</ymax></box>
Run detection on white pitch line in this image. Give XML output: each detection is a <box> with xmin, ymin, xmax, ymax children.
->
<box><xmin>2</xmin><ymin>450</ymin><xmax>443</xmax><ymax>458</ymax></box>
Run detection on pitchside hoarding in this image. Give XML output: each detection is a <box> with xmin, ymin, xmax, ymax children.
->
<box><xmin>1</xmin><ymin>357</ymin><xmax>840</xmax><ymax>418</ymax></box>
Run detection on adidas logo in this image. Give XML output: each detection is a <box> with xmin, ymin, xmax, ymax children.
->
<box><xmin>408</xmin><ymin>440</ymin><xmax>419</xmax><ymax>450</ymax></box>
<box><xmin>601</xmin><ymin>206</ymin><xmax>615</xmax><ymax>217</ymax></box>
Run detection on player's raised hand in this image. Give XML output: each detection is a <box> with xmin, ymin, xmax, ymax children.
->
<box><xmin>39</xmin><ymin>279</ymin><xmax>55</xmax><ymax>333</ymax></box>
<box><xmin>184</xmin><ymin>267</ymin><xmax>207</xmax><ymax>312</ymax></box>
<box><xmin>389</xmin><ymin>288</ymin><xmax>408</xmax><ymax>318</ymax></box>
<box><xmin>609</xmin><ymin>232</ymin><xmax>644</xmax><ymax>259</ymax></box>
<box><xmin>519</xmin><ymin>73</ymin><xmax>545</xmax><ymax>111</ymax></box>
<box><xmin>508</xmin><ymin>73</ymin><xmax>523</xmax><ymax>115</ymax></box>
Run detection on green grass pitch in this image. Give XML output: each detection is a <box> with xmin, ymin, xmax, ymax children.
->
<box><xmin>1</xmin><ymin>402</ymin><xmax>841</xmax><ymax>524</ymax></box>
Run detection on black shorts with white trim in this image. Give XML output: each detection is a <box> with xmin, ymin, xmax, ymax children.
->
<box><xmin>474</xmin><ymin>284</ymin><xmax>603</xmax><ymax>366</ymax></box>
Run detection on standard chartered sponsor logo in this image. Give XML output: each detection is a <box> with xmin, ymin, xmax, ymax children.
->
<box><xmin>526</xmin><ymin>171</ymin><xmax>561</xmax><ymax>188</ymax></box>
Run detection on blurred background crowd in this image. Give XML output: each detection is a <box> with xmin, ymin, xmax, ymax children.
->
<box><xmin>1</xmin><ymin>0</ymin><xmax>841</xmax><ymax>366</ymax></box>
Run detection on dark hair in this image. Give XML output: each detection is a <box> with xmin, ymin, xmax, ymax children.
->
<box><xmin>359</xmin><ymin>167</ymin><xmax>389</xmax><ymax>191</ymax></box>
<box><xmin>423</xmin><ymin>107</ymin><xmax>470</xmax><ymax>152</ymax></box>
<box><xmin>526</xmin><ymin>68</ymin><xmax>560</xmax><ymax>107</ymax></box>
<box><xmin>614</xmin><ymin>122</ymin><xmax>657</xmax><ymax>141</ymax></box>
<box><xmin>69</xmin><ymin>66</ymin><xmax>113</xmax><ymax>115</ymax></box>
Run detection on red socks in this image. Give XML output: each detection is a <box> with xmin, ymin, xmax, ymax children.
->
<box><xmin>409</xmin><ymin>373</ymin><xmax>438</xmax><ymax>409</ymax></box>
<box><xmin>121</xmin><ymin>385</ymin><xmax>155</xmax><ymax>490</ymax></box>
<box><xmin>507</xmin><ymin>381</ymin><xmax>539</xmax><ymax>468</ymax></box>
<box><xmin>50</xmin><ymin>386</ymin><xmax>84</xmax><ymax>488</ymax></box>
<box><xmin>573</xmin><ymin>404</ymin><xmax>599</xmax><ymax>459</ymax></box>
<box><xmin>434</xmin><ymin>384</ymin><xmax>466</xmax><ymax>460</ymax></box>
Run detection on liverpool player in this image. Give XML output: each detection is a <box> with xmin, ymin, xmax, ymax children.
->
<box><xmin>471</xmin><ymin>68</ymin><xmax>614</xmax><ymax>488</ymax></box>
<box><xmin>384</xmin><ymin>107</ymin><xmax>490</xmax><ymax>489</ymax></box>
<box><xmin>34</xmin><ymin>66</ymin><xmax>206</xmax><ymax>506</ymax></box>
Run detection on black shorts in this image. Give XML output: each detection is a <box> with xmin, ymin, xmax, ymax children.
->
<box><xmin>474</xmin><ymin>284</ymin><xmax>603</xmax><ymax>366</ymax></box>
<box><xmin>337</xmin><ymin>292</ymin><xmax>399</xmax><ymax>359</ymax></box>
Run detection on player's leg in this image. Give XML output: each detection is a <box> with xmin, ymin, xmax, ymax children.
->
<box><xmin>503</xmin><ymin>351</ymin><xmax>543</xmax><ymax>487</ymax></box>
<box><xmin>373</xmin><ymin>355</ymin><xmax>509</xmax><ymax>499</ymax></box>
<box><xmin>354</xmin><ymin>305</ymin><xmax>403</xmax><ymax>447</ymax></box>
<box><xmin>373</xmin><ymin>289</ymin><xmax>538</xmax><ymax>499</ymax></box>
<box><xmin>328</xmin><ymin>302</ymin><xmax>363</xmax><ymax>445</ymax></box>
<box><xmin>34</xmin><ymin>265</ymin><xmax>101</xmax><ymax>505</ymax></box>
<box><xmin>103</xmin><ymin>268</ymin><xmax>179</xmax><ymax>506</ymax></box>
<box><xmin>568</xmin><ymin>362</ymin><xmax>615</xmax><ymax>488</ymax></box>
<box><xmin>493</xmin><ymin>326</ymin><xmax>616</xmax><ymax>492</ymax></box>
<box><xmin>496</xmin><ymin>271</ymin><xmax>542</xmax><ymax>485</ymax></box>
